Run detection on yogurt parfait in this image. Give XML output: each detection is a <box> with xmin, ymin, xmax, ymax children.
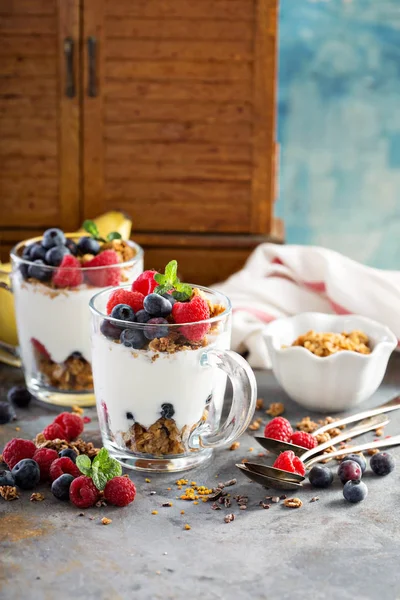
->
<box><xmin>90</xmin><ymin>261</ymin><xmax>257</xmax><ymax>472</ymax></box>
<box><xmin>11</xmin><ymin>221</ymin><xmax>143</xmax><ymax>407</ymax></box>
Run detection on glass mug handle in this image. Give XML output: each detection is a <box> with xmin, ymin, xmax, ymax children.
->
<box><xmin>189</xmin><ymin>349</ymin><xmax>257</xmax><ymax>450</ymax></box>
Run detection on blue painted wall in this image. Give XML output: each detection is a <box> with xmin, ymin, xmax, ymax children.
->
<box><xmin>277</xmin><ymin>0</ymin><xmax>400</xmax><ymax>268</ymax></box>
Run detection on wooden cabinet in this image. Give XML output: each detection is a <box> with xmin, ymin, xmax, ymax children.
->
<box><xmin>0</xmin><ymin>0</ymin><xmax>281</xmax><ymax>284</ymax></box>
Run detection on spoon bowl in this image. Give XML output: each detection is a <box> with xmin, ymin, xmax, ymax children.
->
<box><xmin>235</xmin><ymin>464</ymin><xmax>303</xmax><ymax>490</ymax></box>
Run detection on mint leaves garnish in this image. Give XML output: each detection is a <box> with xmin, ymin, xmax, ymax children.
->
<box><xmin>82</xmin><ymin>220</ymin><xmax>122</xmax><ymax>243</ymax></box>
<box><xmin>154</xmin><ymin>260</ymin><xmax>192</xmax><ymax>301</ymax></box>
<box><xmin>76</xmin><ymin>447</ymin><xmax>122</xmax><ymax>491</ymax></box>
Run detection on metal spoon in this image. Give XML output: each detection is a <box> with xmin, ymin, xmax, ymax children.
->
<box><xmin>256</xmin><ymin>413</ymin><xmax>388</xmax><ymax>457</ymax></box>
<box><xmin>236</xmin><ymin>434</ymin><xmax>400</xmax><ymax>489</ymax></box>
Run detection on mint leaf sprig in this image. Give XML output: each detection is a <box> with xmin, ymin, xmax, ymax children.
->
<box><xmin>76</xmin><ymin>447</ymin><xmax>122</xmax><ymax>491</ymax></box>
<box><xmin>82</xmin><ymin>219</ymin><xmax>122</xmax><ymax>243</ymax></box>
<box><xmin>154</xmin><ymin>260</ymin><xmax>192</xmax><ymax>301</ymax></box>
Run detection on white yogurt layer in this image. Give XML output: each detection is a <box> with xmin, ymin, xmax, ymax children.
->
<box><xmin>91</xmin><ymin>331</ymin><xmax>230</xmax><ymax>433</ymax></box>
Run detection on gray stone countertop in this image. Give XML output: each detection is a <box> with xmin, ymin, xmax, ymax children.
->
<box><xmin>1</xmin><ymin>356</ymin><xmax>400</xmax><ymax>600</ymax></box>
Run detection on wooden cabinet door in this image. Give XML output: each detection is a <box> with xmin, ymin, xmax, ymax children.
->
<box><xmin>82</xmin><ymin>0</ymin><xmax>277</xmax><ymax>237</ymax></box>
<box><xmin>0</xmin><ymin>0</ymin><xmax>81</xmax><ymax>255</ymax></box>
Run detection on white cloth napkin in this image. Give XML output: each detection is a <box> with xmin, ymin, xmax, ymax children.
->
<box><xmin>213</xmin><ymin>244</ymin><xmax>400</xmax><ymax>369</ymax></box>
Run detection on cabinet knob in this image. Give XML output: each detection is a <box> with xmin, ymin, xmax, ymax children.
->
<box><xmin>87</xmin><ymin>36</ymin><xmax>97</xmax><ymax>97</ymax></box>
<box><xmin>64</xmin><ymin>37</ymin><xmax>75</xmax><ymax>98</ymax></box>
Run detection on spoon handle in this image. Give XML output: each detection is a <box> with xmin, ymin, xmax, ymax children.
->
<box><xmin>301</xmin><ymin>413</ymin><xmax>389</xmax><ymax>461</ymax></box>
<box><xmin>304</xmin><ymin>434</ymin><xmax>400</xmax><ymax>469</ymax></box>
<box><xmin>315</xmin><ymin>395</ymin><xmax>400</xmax><ymax>435</ymax></box>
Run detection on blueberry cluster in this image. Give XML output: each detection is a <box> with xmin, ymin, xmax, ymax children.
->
<box><xmin>101</xmin><ymin>293</ymin><xmax>175</xmax><ymax>349</ymax></box>
<box><xmin>308</xmin><ymin>451</ymin><xmax>395</xmax><ymax>503</ymax></box>
<box><xmin>20</xmin><ymin>227</ymin><xmax>99</xmax><ymax>281</ymax></box>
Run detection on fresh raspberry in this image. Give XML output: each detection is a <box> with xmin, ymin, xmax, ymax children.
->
<box><xmin>69</xmin><ymin>475</ymin><xmax>99</xmax><ymax>508</ymax></box>
<box><xmin>106</xmin><ymin>289</ymin><xmax>144</xmax><ymax>315</ymax></box>
<box><xmin>49</xmin><ymin>457</ymin><xmax>80</xmax><ymax>481</ymax></box>
<box><xmin>85</xmin><ymin>250</ymin><xmax>120</xmax><ymax>287</ymax></box>
<box><xmin>2</xmin><ymin>438</ymin><xmax>36</xmax><ymax>470</ymax></box>
<box><xmin>52</xmin><ymin>255</ymin><xmax>83</xmax><ymax>288</ymax></box>
<box><xmin>263</xmin><ymin>417</ymin><xmax>293</xmax><ymax>442</ymax></box>
<box><xmin>273</xmin><ymin>450</ymin><xmax>306</xmax><ymax>476</ymax></box>
<box><xmin>289</xmin><ymin>431</ymin><xmax>317</xmax><ymax>450</ymax></box>
<box><xmin>132</xmin><ymin>270</ymin><xmax>158</xmax><ymax>295</ymax></box>
<box><xmin>43</xmin><ymin>422</ymin><xmax>67</xmax><ymax>441</ymax></box>
<box><xmin>32</xmin><ymin>448</ymin><xmax>59</xmax><ymax>482</ymax></box>
<box><xmin>104</xmin><ymin>476</ymin><xmax>136</xmax><ymax>507</ymax></box>
<box><xmin>54</xmin><ymin>412</ymin><xmax>84</xmax><ymax>441</ymax></box>
<box><xmin>172</xmin><ymin>295</ymin><xmax>210</xmax><ymax>342</ymax></box>
<box><xmin>31</xmin><ymin>337</ymin><xmax>50</xmax><ymax>359</ymax></box>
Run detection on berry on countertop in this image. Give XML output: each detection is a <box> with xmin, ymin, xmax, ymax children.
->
<box><xmin>100</xmin><ymin>319</ymin><xmax>122</xmax><ymax>340</ymax></box>
<box><xmin>172</xmin><ymin>295</ymin><xmax>210</xmax><ymax>342</ymax></box>
<box><xmin>42</xmin><ymin>228</ymin><xmax>66</xmax><ymax>249</ymax></box>
<box><xmin>272</xmin><ymin>450</ymin><xmax>306</xmax><ymax>476</ymax></box>
<box><xmin>7</xmin><ymin>385</ymin><xmax>32</xmax><ymax>408</ymax></box>
<box><xmin>33</xmin><ymin>448</ymin><xmax>59</xmax><ymax>482</ymax></box>
<box><xmin>337</xmin><ymin>460</ymin><xmax>362</xmax><ymax>484</ymax></box>
<box><xmin>65</xmin><ymin>238</ymin><xmax>78</xmax><ymax>256</ymax></box>
<box><xmin>370</xmin><ymin>452</ymin><xmax>395</xmax><ymax>476</ymax></box>
<box><xmin>135</xmin><ymin>309</ymin><xmax>151</xmax><ymax>324</ymax></box>
<box><xmin>51</xmin><ymin>474</ymin><xmax>75</xmax><ymax>501</ymax></box>
<box><xmin>45</xmin><ymin>245</ymin><xmax>70</xmax><ymax>267</ymax></box>
<box><xmin>161</xmin><ymin>403</ymin><xmax>175</xmax><ymax>419</ymax></box>
<box><xmin>43</xmin><ymin>422</ymin><xmax>67</xmax><ymax>441</ymax></box>
<box><xmin>54</xmin><ymin>412</ymin><xmax>84</xmax><ymax>441</ymax></box>
<box><xmin>264</xmin><ymin>417</ymin><xmax>293</xmax><ymax>442</ymax></box>
<box><xmin>341</xmin><ymin>453</ymin><xmax>367</xmax><ymax>474</ymax></box>
<box><xmin>29</xmin><ymin>243</ymin><xmax>47</xmax><ymax>262</ymax></box>
<box><xmin>143</xmin><ymin>293</ymin><xmax>172</xmax><ymax>318</ymax></box>
<box><xmin>308</xmin><ymin>464</ymin><xmax>334</xmax><ymax>488</ymax></box>
<box><xmin>28</xmin><ymin>260</ymin><xmax>51</xmax><ymax>282</ymax></box>
<box><xmin>144</xmin><ymin>318</ymin><xmax>169</xmax><ymax>340</ymax></box>
<box><xmin>0</xmin><ymin>401</ymin><xmax>16</xmax><ymax>425</ymax></box>
<box><xmin>69</xmin><ymin>475</ymin><xmax>100</xmax><ymax>508</ymax></box>
<box><xmin>52</xmin><ymin>254</ymin><xmax>83</xmax><ymax>288</ymax></box>
<box><xmin>106</xmin><ymin>289</ymin><xmax>144</xmax><ymax>315</ymax></box>
<box><xmin>85</xmin><ymin>250</ymin><xmax>120</xmax><ymax>287</ymax></box>
<box><xmin>343</xmin><ymin>480</ymin><xmax>368</xmax><ymax>503</ymax></box>
<box><xmin>110</xmin><ymin>304</ymin><xmax>136</xmax><ymax>322</ymax></box>
<box><xmin>12</xmin><ymin>458</ymin><xmax>40</xmax><ymax>490</ymax></box>
<box><xmin>120</xmin><ymin>328</ymin><xmax>146</xmax><ymax>349</ymax></box>
<box><xmin>0</xmin><ymin>470</ymin><xmax>15</xmax><ymax>486</ymax></box>
<box><xmin>3</xmin><ymin>438</ymin><xmax>36</xmax><ymax>470</ymax></box>
<box><xmin>49</xmin><ymin>457</ymin><xmax>80</xmax><ymax>482</ymax></box>
<box><xmin>289</xmin><ymin>431</ymin><xmax>318</xmax><ymax>450</ymax></box>
<box><xmin>59</xmin><ymin>448</ymin><xmax>78</xmax><ymax>463</ymax></box>
<box><xmin>104</xmin><ymin>476</ymin><xmax>136</xmax><ymax>507</ymax></box>
<box><xmin>77</xmin><ymin>236</ymin><xmax>100</xmax><ymax>256</ymax></box>
<box><xmin>132</xmin><ymin>270</ymin><xmax>158</xmax><ymax>296</ymax></box>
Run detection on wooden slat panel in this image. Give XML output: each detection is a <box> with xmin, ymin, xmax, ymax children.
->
<box><xmin>0</xmin><ymin>98</ymin><xmax>56</xmax><ymax>120</ymax></box>
<box><xmin>1</xmin><ymin>178</ymin><xmax>58</xmax><ymax>227</ymax></box>
<box><xmin>105</xmin><ymin>18</ymin><xmax>253</xmax><ymax>41</ymax></box>
<box><xmin>106</xmin><ymin>142</ymin><xmax>252</xmax><ymax>163</ymax></box>
<box><xmin>106</xmin><ymin>80</ymin><xmax>251</xmax><ymax>102</ymax></box>
<box><xmin>106</xmin><ymin>0</ymin><xmax>255</xmax><ymax>21</ymax></box>
<box><xmin>0</xmin><ymin>118</ymin><xmax>57</xmax><ymax>140</ymax></box>
<box><xmin>105</xmin><ymin>100</ymin><xmax>252</xmax><ymax>123</ymax></box>
<box><xmin>0</xmin><ymin>78</ymin><xmax>57</xmax><ymax>97</ymax></box>
<box><xmin>0</xmin><ymin>156</ymin><xmax>58</xmax><ymax>178</ymax></box>
<box><xmin>107</xmin><ymin>39</ymin><xmax>252</xmax><ymax>62</ymax></box>
<box><xmin>106</xmin><ymin>160</ymin><xmax>251</xmax><ymax>182</ymax></box>
<box><xmin>0</xmin><ymin>15</ymin><xmax>55</xmax><ymax>35</ymax></box>
<box><xmin>0</xmin><ymin>0</ymin><xmax>56</xmax><ymax>16</ymax></box>
<box><xmin>105</xmin><ymin>59</ymin><xmax>251</xmax><ymax>82</ymax></box>
<box><xmin>0</xmin><ymin>35</ymin><xmax>56</xmax><ymax>57</ymax></box>
<box><xmin>0</xmin><ymin>138</ymin><xmax>57</xmax><ymax>157</ymax></box>
<box><xmin>0</xmin><ymin>56</ymin><xmax>56</xmax><ymax>77</ymax></box>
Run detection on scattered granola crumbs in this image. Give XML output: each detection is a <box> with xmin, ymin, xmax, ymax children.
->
<box><xmin>0</xmin><ymin>454</ymin><xmax>3</xmax><ymax>463</ymax></box>
<box><xmin>368</xmin><ymin>448</ymin><xmax>380</xmax><ymax>456</ymax></box>
<box><xmin>0</xmin><ymin>486</ymin><xmax>19</xmax><ymax>501</ymax></box>
<box><xmin>145</xmin><ymin>478</ymin><xmax>151</xmax><ymax>483</ymax></box>
<box><xmin>328</xmin><ymin>427</ymin><xmax>341</xmax><ymax>438</ymax></box>
<box><xmin>248</xmin><ymin>447</ymin><xmax>254</xmax><ymax>452</ymax></box>
<box><xmin>78</xmin><ymin>512</ymin><xmax>85</xmax><ymax>517</ymax></box>
<box><xmin>89</xmin><ymin>516</ymin><xmax>95</xmax><ymax>520</ymax></box>
<box><xmin>315</xmin><ymin>432</ymin><xmax>332</xmax><ymax>444</ymax></box>
<box><xmin>166</xmin><ymin>487</ymin><xmax>171</xmax><ymax>491</ymax></box>
<box><xmin>229</xmin><ymin>441</ymin><xmax>240</xmax><ymax>451</ymax></box>
<box><xmin>162</xmin><ymin>502</ymin><xmax>173</xmax><ymax>507</ymax></box>
<box><xmin>271</xmin><ymin>496</ymin><xmax>280</xmax><ymax>503</ymax></box>
<box><xmin>256</xmin><ymin>398</ymin><xmax>264</xmax><ymax>410</ymax></box>
<box><xmin>180</xmin><ymin>510</ymin><xmax>185</xmax><ymax>515</ymax></box>
<box><xmin>224</xmin><ymin>498</ymin><xmax>231</xmax><ymax>508</ymax></box>
<box><xmin>223</xmin><ymin>479</ymin><xmax>237</xmax><ymax>487</ymax></box>
<box><xmin>149</xmin><ymin>491</ymin><xmax>157</xmax><ymax>495</ymax></box>
<box><xmin>151</xmin><ymin>510</ymin><xmax>158</xmax><ymax>515</ymax></box>
<box><xmin>15</xmin><ymin>427</ymin><xmax>21</xmax><ymax>432</ymax></box>
<box><xmin>296</xmin><ymin>416</ymin><xmax>319</xmax><ymax>433</ymax></box>
<box><xmin>101</xmin><ymin>517</ymin><xmax>112</xmax><ymax>525</ymax></box>
<box><xmin>72</xmin><ymin>404</ymin><xmax>84</xmax><ymax>415</ymax></box>
<box><xmin>249</xmin><ymin>420</ymin><xmax>261</xmax><ymax>431</ymax></box>
<box><xmin>280</xmin><ymin>495</ymin><xmax>287</xmax><ymax>500</ymax></box>
<box><xmin>241</xmin><ymin>458</ymin><xmax>249</xmax><ymax>464</ymax></box>
<box><xmin>260</xmin><ymin>503</ymin><xmax>270</xmax><ymax>509</ymax></box>
<box><xmin>184</xmin><ymin>524</ymin><xmax>191</xmax><ymax>530</ymax></box>
<box><xmin>283</xmin><ymin>497</ymin><xmax>303</xmax><ymax>508</ymax></box>
<box><xmin>239</xmin><ymin>505</ymin><xmax>247</xmax><ymax>510</ymax></box>
<box><xmin>211</xmin><ymin>502</ymin><xmax>221</xmax><ymax>510</ymax></box>
<box><xmin>224</xmin><ymin>513</ymin><xmax>235</xmax><ymax>523</ymax></box>
<box><xmin>266</xmin><ymin>402</ymin><xmax>285</xmax><ymax>417</ymax></box>
<box><xmin>310</xmin><ymin>497</ymin><xmax>320</xmax><ymax>503</ymax></box>
<box><xmin>375</xmin><ymin>428</ymin><xmax>384</xmax><ymax>437</ymax></box>
<box><xmin>30</xmin><ymin>492</ymin><xmax>45</xmax><ymax>502</ymax></box>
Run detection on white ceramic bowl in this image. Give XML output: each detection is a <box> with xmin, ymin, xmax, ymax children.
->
<box><xmin>264</xmin><ymin>313</ymin><xmax>397</xmax><ymax>412</ymax></box>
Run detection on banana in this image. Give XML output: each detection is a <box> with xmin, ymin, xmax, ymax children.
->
<box><xmin>74</xmin><ymin>211</ymin><xmax>132</xmax><ymax>240</ymax></box>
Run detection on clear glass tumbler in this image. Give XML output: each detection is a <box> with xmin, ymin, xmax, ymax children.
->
<box><xmin>90</xmin><ymin>284</ymin><xmax>257</xmax><ymax>472</ymax></box>
<box><xmin>11</xmin><ymin>237</ymin><xmax>143</xmax><ymax>407</ymax></box>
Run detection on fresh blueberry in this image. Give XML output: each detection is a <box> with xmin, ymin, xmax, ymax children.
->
<box><xmin>0</xmin><ymin>470</ymin><xmax>15</xmax><ymax>486</ymax></box>
<box><xmin>0</xmin><ymin>401</ymin><xmax>15</xmax><ymax>424</ymax></box>
<box><xmin>370</xmin><ymin>452</ymin><xmax>395</xmax><ymax>476</ymax></box>
<box><xmin>77</xmin><ymin>236</ymin><xmax>100</xmax><ymax>256</ymax></box>
<box><xmin>65</xmin><ymin>239</ymin><xmax>78</xmax><ymax>256</ymax></box>
<box><xmin>143</xmin><ymin>293</ymin><xmax>172</xmax><ymax>318</ymax></box>
<box><xmin>7</xmin><ymin>386</ymin><xmax>32</xmax><ymax>408</ymax></box>
<box><xmin>338</xmin><ymin>460</ymin><xmax>362</xmax><ymax>484</ymax></box>
<box><xmin>29</xmin><ymin>243</ymin><xmax>47</xmax><ymax>262</ymax></box>
<box><xmin>27</xmin><ymin>260</ymin><xmax>51</xmax><ymax>282</ymax></box>
<box><xmin>126</xmin><ymin>412</ymin><xmax>134</xmax><ymax>420</ymax></box>
<box><xmin>51</xmin><ymin>474</ymin><xmax>75</xmax><ymax>501</ymax></box>
<box><xmin>19</xmin><ymin>263</ymin><xmax>30</xmax><ymax>279</ymax></box>
<box><xmin>59</xmin><ymin>448</ymin><xmax>77</xmax><ymax>463</ymax></box>
<box><xmin>42</xmin><ymin>228</ymin><xmax>66</xmax><ymax>249</ymax></box>
<box><xmin>308</xmin><ymin>465</ymin><xmax>334</xmax><ymax>488</ymax></box>
<box><xmin>110</xmin><ymin>304</ymin><xmax>136</xmax><ymax>322</ymax></box>
<box><xmin>45</xmin><ymin>245</ymin><xmax>70</xmax><ymax>266</ymax></box>
<box><xmin>100</xmin><ymin>319</ymin><xmax>122</xmax><ymax>340</ymax></box>
<box><xmin>11</xmin><ymin>459</ymin><xmax>40</xmax><ymax>490</ymax></box>
<box><xmin>161</xmin><ymin>403</ymin><xmax>175</xmax><ymax>419</ymax></box>
<box><xmin>162</xmin><ymin>293</ymin><xmax>176</xmax><ymax>307</ymax></box>
<box><xmin>22</xmin><ymin>244</ymin><xmax>33</xmax><ymax>259</ymax></box>
<box><xmin>135</xmin><ymin>309</ymin><xmax>151</xmax><ymax>324</ymax></box>
<box><xmin>144</xmin><ymin>318</ymin><xmax>169</xmax><ymax>340</ymax></box>
<box><xmin>343</xmin><ymin>480</ymin><xmax>368</xmax><ymax>503</ymax></box>
<box><xmin>342</xmin><ymin>453</ymin><xmax>367</xmax><ymax>474</ymax></box>
<box><xmin>120</xmin><ymin>328</ymin><xmax>146</xmax><ymax>349</ymax></box>
<box><xmin>70</xmin><ymin>351</ymin><xmax>83</xmax><ymax>359</ymax></box>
